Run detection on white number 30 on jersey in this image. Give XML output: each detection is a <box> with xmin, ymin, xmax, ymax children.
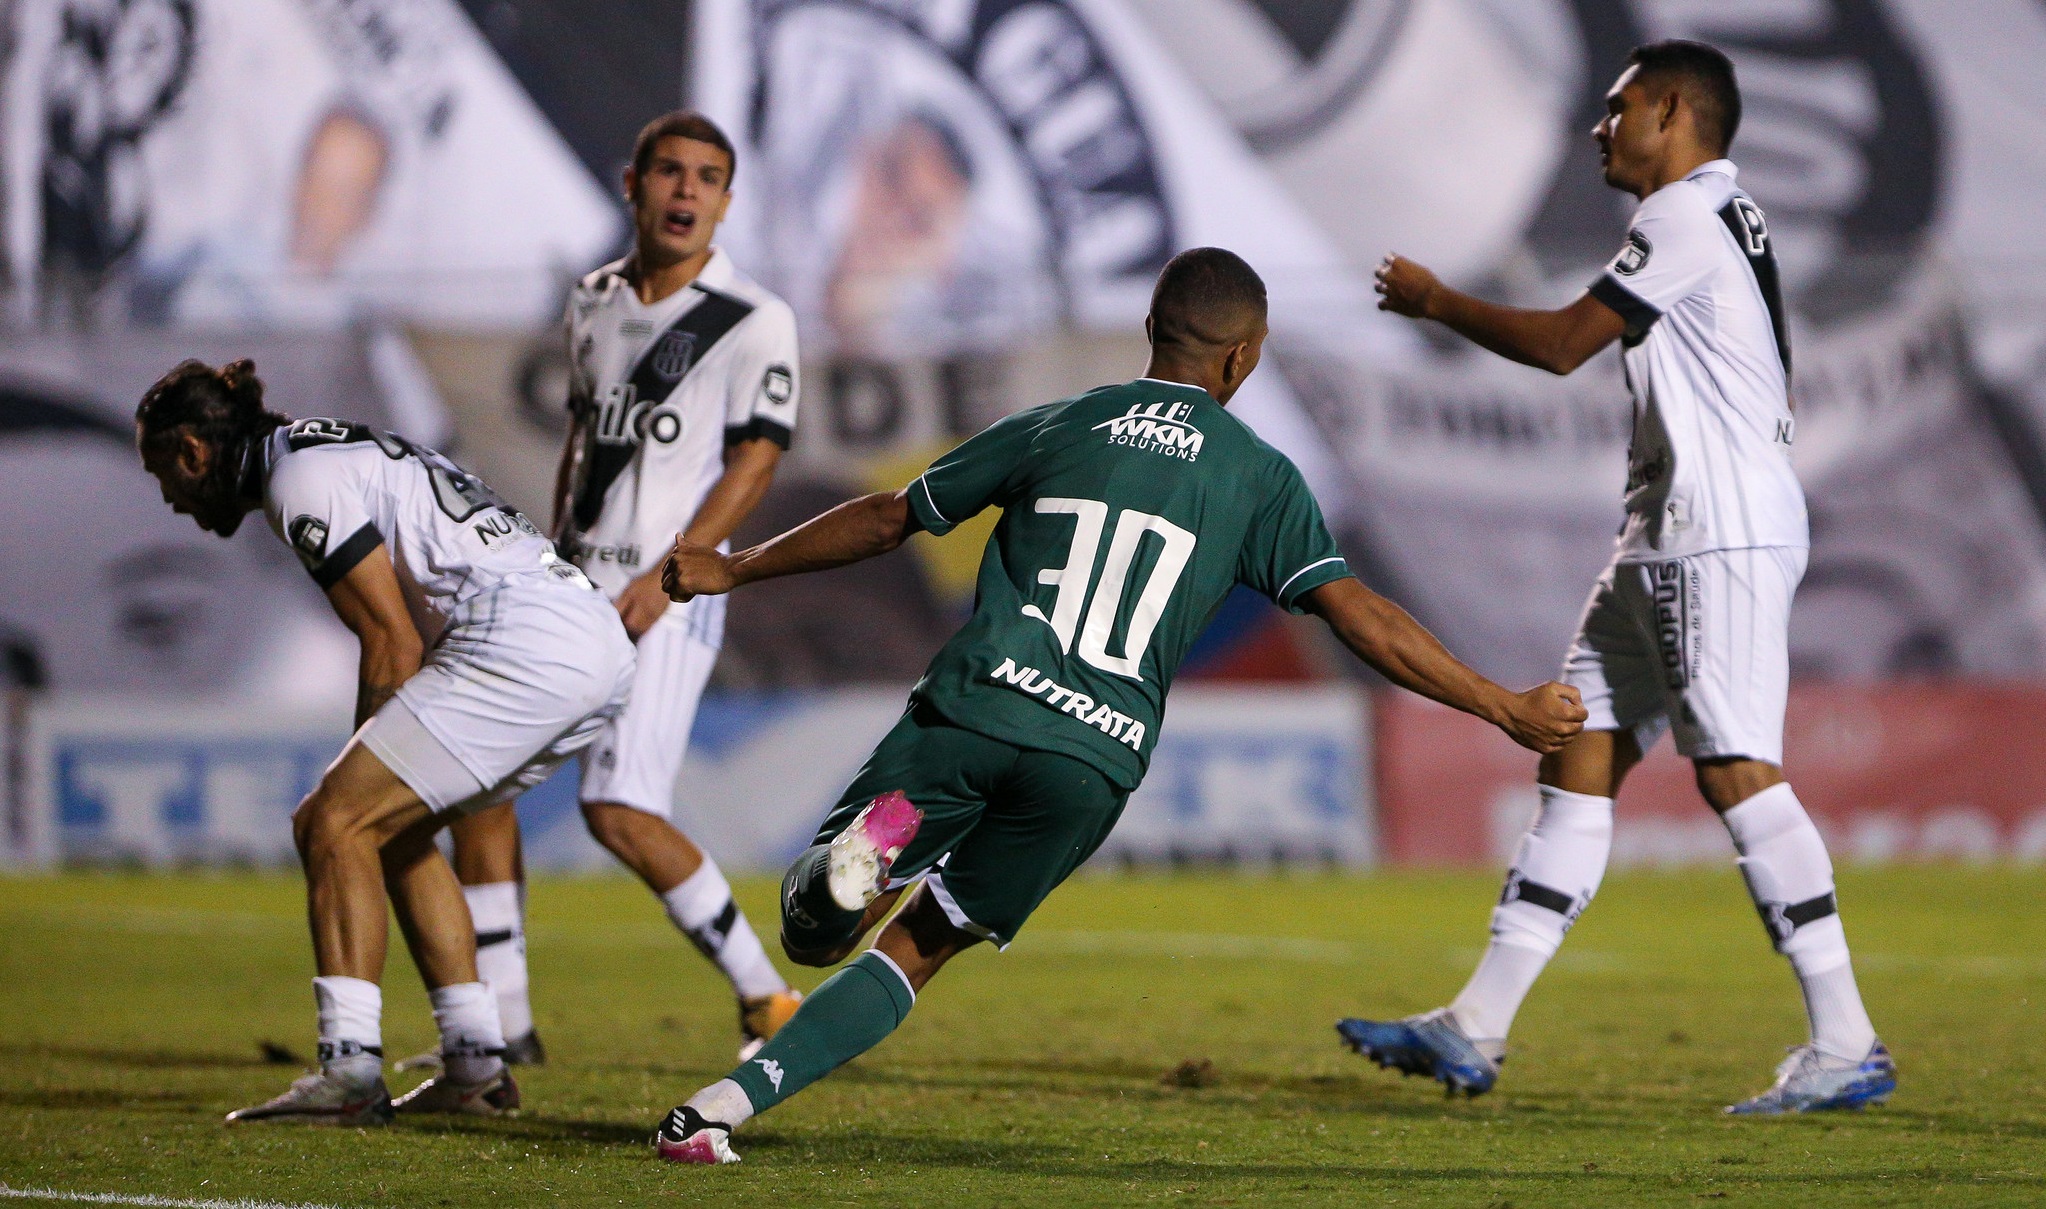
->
<box><xmin>1021</xmin><ymin>497</ymin><xmax>1196</xmax><ymax>681</ymax></box>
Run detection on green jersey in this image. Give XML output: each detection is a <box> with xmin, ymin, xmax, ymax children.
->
<box><xmin>905</xmin><ymin>377</ymin><xmax>1352</xmax><ymax>790</ymax></box>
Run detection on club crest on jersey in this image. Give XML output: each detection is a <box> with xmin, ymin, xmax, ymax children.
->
<box><xmin>288</xmin><ymin>515</ymin><xmax>328</xmax><ymax>566</ymax></box>
<box><xmin>762</xmin><ymin>364</ymin><xmax>793</xmax><ymax>406</ymax></box>
<box><xmin>651</xmin><ymin>330</ymin><xmax>699</xmax><ymax>380</ymax></box>
<box><xmin>1092</xmin><ymin>400</ymin><xmax>1204</xmax><ymax>461</ymax></box>
<box><xmin>1615</xmin><ymin>230</ymin><xmax>1652</xmax><ymax>276</ymax></box>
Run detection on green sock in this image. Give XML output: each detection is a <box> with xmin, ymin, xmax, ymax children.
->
<box><xmin>729</xmin><ymin>951</ymin><xmax>914</xmax><ymax>1114</ymax></box>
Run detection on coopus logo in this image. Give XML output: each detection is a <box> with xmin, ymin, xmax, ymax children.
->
<box><xmin>1093</xmin><ymin>401</ymin><xmax>1205</xmax><ymax>461</ymax></box>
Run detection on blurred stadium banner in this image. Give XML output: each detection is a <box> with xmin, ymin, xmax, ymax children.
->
<box><xmin>9</xmin><ymin>1</ymin><xmax>2046</xmax><ymax>871</ymax></box>
<box><xmin>4</xmin><ymin>686</ymin><xmax>1373</xmax><ymax>871</ymax></box>
<box><xmin>690</xmin><ymin>0</ymin><xmax>2046</xmax><ymax>687</ymax></box>
<box><xmin>1377</xmin><ymin>684</ymin><xmax>2046</xmax><ymax>867</ymax></box>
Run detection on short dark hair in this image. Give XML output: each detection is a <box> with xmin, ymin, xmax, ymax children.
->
<box><xmin>631</xmin><ymin>110</ymin><xmax>737</xmax><ymax>185</ymax></box>
<box><xmin>1148</xmin><ymin>247</ymin><xmax>1267</xmax><ymax>350</ymax></box>
<box><xmin>1628</xmin><ymin>40</ymin><xmax>1741</xmax><ymax>153</ymax></box>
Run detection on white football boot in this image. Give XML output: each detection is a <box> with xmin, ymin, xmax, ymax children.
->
<box><xmin>1726</xmin><ymin>1041</ymin><xmax>1896</xmax><ymax>1114</ymax></box>
<box><xmin>225</xmin><ymin>1070</ymin><xmax>393</xmax><ymax>1126</ymax></box>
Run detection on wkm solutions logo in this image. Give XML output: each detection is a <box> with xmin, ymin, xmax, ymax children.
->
<box><xmin>1094</xmin><ymin>400</ymin><xmax>1204</xmax><ymax>461</ymax></box>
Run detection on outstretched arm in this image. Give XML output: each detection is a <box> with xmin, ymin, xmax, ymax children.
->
<box><xmin>1375</xmin><ymin>254</ymin><xmax>1625</xmax><ymax>375</ymax></box>
<box><xmin>1302</xmin><ymin>577</ymin><xmax>1586</xmax><ymax>754</ymax></box>
<box><xmin>663</xmin><ymin>489</ymin><xmax>914</xmax><ymax>600</ymax></box>
<box><xmin>612</xmin><ymin>438</ymin><xmax>786</xmax><ymax>641</ymax></box>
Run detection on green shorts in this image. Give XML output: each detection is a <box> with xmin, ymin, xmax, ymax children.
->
<box><xmin>815</xmin><ymin>703</ymin><xmax>1129</xmax><ymax>947</ymax></box>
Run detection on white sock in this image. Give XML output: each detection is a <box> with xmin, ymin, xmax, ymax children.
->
<box><xmin>1449</xmin><ymin>786</ymin><xmax>1613</xmax><ymax>1047</ymax></box>
<box><xmin>430</xmin><ymin>981</ymin><xmax>506</xmax><ymax>1084</ymax></box>
<box><xmin>1448</xmin><ymin>943</ymin><xmax>1549</xmax><ymax>1055</ymax></box>
<box><xmin>1722</xmin><ymin>782</ymin><xmax>1877</xmax><ymax>1061</ymax></box>
<box><xmin>685</xmin><ymin>1077</ymin><xmax>756</xmax><ymax>1129</ymax></box>
<box><xmin>464</xmin><ymin>881</ymin><xmax>534</xmax><ymax>1039</ymax></box>
<box><xmin>313</xmin><ymin>975</ymin><xmax>383</xmax><ymax>1085</ymax></box>
<box><xmin>663</xmin><ymin>858</ymin><xmax>789</xmax><ymax>1001</ymax></box>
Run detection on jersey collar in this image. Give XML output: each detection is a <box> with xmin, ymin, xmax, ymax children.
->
<box><xmin>694</xmin><ymin>246</ymin><xmax>735</xmax><ymax>291</ymax></box>
<box><xmin>244</xmin><ymin>427</ymin><xmax>287</xmax><ymax>501</ymax></box>
<box><xmin>608</xmin><ymin>246</ymin><xmax>736</xmax><ymax>304</ymax></box>
<box><xmin>1135</xmin><ymin>375</ymin><xmax>1213</xmax><ymax>398</ymax></box>
<box><xmin>1685</xmin><ymin>158</ymin><xmax>1739</xmax><ymax>182</ymax></box>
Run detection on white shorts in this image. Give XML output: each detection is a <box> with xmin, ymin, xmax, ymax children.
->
<box><xmin>358</xmin><ymin>578</ymin><xmax>636</xmax><ymax>815</ymax></box>
<box><xmin>577</xmin><ymin>596</ymin><xmax>723</xmax><ymax>817</ymax></box>
<box><xmin>1560</xmin><ymin>547</ymin><xmax>1806</xmax><ymax>765</ymax></box>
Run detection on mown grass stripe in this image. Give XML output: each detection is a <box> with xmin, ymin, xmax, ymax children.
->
<box><xmin>0</xmin><ymin>1186</ymin><xmax>348</xmax><ymax>1209</ymax></box>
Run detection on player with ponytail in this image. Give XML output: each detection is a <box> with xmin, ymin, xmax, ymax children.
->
<box><xmin>135</xmin><ymin>358</ymin><xmax>291</xmax><ymax>537</ymax></box>
<box><xmin>136</xmin><ymin>357</ymin><xmax>636</xmax><ymax>1126</ymax></box>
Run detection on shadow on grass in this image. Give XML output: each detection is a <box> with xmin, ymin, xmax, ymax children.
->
<box><xmin>0</xmin><ymin>1087</ymin><xmax>205</xmax><ymax>1111</ymax></box>
<box><xmin>390</xmin><ymin>1113</ymin><xmax>654</xmax><ymax>1148</ymax></box>
<box><xmin>601</xmin><ymin>1128</ymin><xmax>2046</xmax><ymax>1190</ymax></box>
<box><xmin>0</xmin><ymin>1042</ymin><xmax>274</xmax><ymax>1071</ymax></box>
<box><xmin>821</xmin><ymin>1057</ymin><xmax>1545</xmax><ymax>1121</ymax></box>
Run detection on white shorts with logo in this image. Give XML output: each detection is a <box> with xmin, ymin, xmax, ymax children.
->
<box><xmin>578</xmin><ymin>593</ymin><xmax>725</xmax><ymax>817</ymax></box>
<box><xmin>1560</xmin><ymin>546</ymin><xmax>1806</xmax><ymax>765</ymax></box>
<box><xmin>356</xmin><ymin>577</ymin><xmax>636</xmax><ymax>815</ymax></box>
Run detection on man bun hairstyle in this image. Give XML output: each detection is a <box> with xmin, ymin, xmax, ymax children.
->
<box><xmin>1148</xmin><ymin>246</ymin><xmax>1268</xmax><ymax>351</ymax></box>
<box><xmin>631</xmin><ymin>110</ymin><xmax>737</xmax><ymax>185</ymax></box>
<box><xmin>1629</xmin><ymin>40</ymin><xmax>1742</xmax><ymax>154</ymax></box>
<box><xmin>136</xmin><ymin>358</ymin><xmax>291</xmax><ymax>491</ymax></box>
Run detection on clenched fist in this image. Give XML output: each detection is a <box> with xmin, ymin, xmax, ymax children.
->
<box><xmin>1498</xmin><ymin>682</ymin><xmax>1589</xmax><ymax>754</ymax></box>
<box><xmin>662</xmin><ymin>538</ymin><xmax>738</xmax><ymax>603</ymax></box>
<box><xmin>1374</xmin><ymin>254</ymin><xmax>1441</xmax><ymax>319</ymax></box>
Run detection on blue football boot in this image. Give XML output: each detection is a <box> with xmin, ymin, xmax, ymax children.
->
<box><xmin>1725</xmin><ymin>1040</ymin><xmax>1896</xmax><ymax>1114</ymax></box>
<box><xmin>1336</xmin><ymin>1008</ymin><xmax>1500</xmax><ymax>1097</ymax></box>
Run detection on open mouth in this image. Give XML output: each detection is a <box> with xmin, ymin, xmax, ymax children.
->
<box><xmin>662</xmin><ymin>210</ymin><xmax>698</xmax><ymax>237</ymax></box>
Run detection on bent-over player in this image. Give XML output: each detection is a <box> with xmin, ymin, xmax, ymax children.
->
<box><xmin>137</xmin><ymin>359</ymin><xmax>633</xmax><ymax>1123</ymax></box>
<box><xmin>429</xmin><ymin>111</ymin><xmax>801</xmax><ymax>1065</ymax></box>
<box><xmin>1339</xmin><ymin>41</ymin><xmax>1892</xmax><ymax>1114</ymax></box>
<box><xmin>647</xmin><ymin>247</ymin><xmax>1588</xmax><ymax>1164</ymax></box>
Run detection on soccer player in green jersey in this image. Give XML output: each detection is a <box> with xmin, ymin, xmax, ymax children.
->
<box><xmin>649</xmin><ymin>247</ymin><xmax>1588</xmax><ymax>1164</ymax></box>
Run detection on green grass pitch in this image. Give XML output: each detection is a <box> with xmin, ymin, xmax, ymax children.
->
<box><xmin>1</xmin><ymin>866</ymin><xmax>2041</xmax><ymax>1207</ymax></box>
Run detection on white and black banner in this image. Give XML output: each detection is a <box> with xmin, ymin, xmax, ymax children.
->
<box><xmin>694</xmin><ymin>0</ymin><xmax>2046</xmax><ymax>684</ymax></box>
<box><xmin>1</xmin><ymin>0</ymin><xmax>620</xmax><ymax>328</ymax></box>
<box><xmin>8</xmin><ymin>0</ymin><xmax>2046</xmax><ymax>695</ymax></box>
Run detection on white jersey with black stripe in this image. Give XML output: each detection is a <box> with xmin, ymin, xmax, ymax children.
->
<box><xmin>259</xmin><ymin>420</ymin><xmax>591</xmax><ymax>644</ymax></box>
<box><xmin>1588</xmin><ymin>159</ymin><xmax>1807</xmax><ymax>561</ymax></box>
<box><xmin>561</xmin><ymin>247</ymin><xmax>801</xmax><ymax>602</ymax></box>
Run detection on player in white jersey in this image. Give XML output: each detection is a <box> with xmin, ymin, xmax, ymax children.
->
<box><xmin>1339</xmin><ymin>41</ymin><xmax>1894</xmax><ymax>1114</ymax></box>
<box><xmin>428</xmin><ymin>112</ymin><xmax>802</xmax><ymax>1066</ymax></box>
<box><xmin>136</xmin><ymin>358</ymin><xmax>634</xmax><ymax>1125</ymax></box>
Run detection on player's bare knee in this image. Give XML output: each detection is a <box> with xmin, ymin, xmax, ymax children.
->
<box><xmin>293</xmin><ymin>803</ymin><xmax>369</xmax><ymax>873</ymax></box>
<box><xmin>1539</xmin><ymin>728</ymin><xmax>1639</xmax><ymax>798</ymax></box>
<box><xmin>1695</xmin><ymin>758</ymin><xmax>1784</xmax><ymax>813</ymax></box>
<box><xmin>877</xmin><ymin>888</ymin><xmax>979</xmax><ymax>989</ymax></box>
<box><xmin>290</xmin><ymin>789</ymin><xmax>348</xmax><ymax>860</ymax></box>
<box><xmin>579</xmin><ymin>799</ymin><xmax>636</xmax><ymax>853</ymax></box>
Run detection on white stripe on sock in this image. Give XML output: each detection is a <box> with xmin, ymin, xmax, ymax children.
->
<box><xmin>865</xmin><ymin>949</ymin><xmax>917</xmax><ymax>1004</ymax></box>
